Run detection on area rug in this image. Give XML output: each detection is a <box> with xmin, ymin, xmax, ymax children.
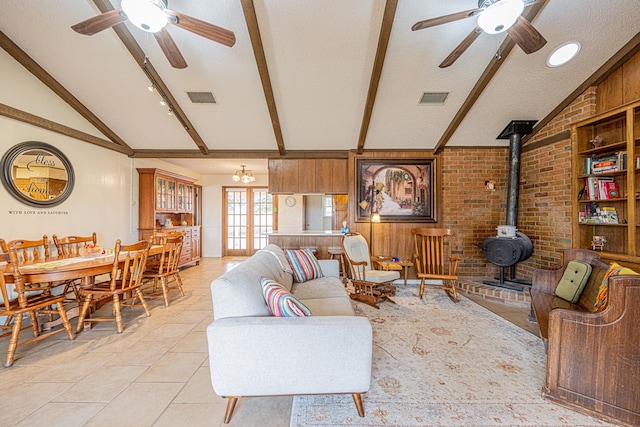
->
<box><xmin>290</xmin><ymin>286</ymin><xmax>615</xmax><ymax>427</ymax></box>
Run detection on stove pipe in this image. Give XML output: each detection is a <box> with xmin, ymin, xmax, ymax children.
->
<box><xmin>497</xmin><ymin>120</ymin><xmax>537</xmax><ymax>227</ymax></box>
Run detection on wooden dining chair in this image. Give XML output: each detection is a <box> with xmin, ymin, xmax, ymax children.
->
<box><xmin>1</xmin><ymin>236</ymin><xmax>50</xmax><ymax>292</ymax></box>
<box><xmin>0</xmin><ymin>236</ymin><xmax>60</xmax><ymax>325</ymax></box>
<box><xmin>0</xmin><ymin>240</ymin><xmax>75</xmax><ymax>367</ymax></box>
<box><xmin>142</xmin><ymin>234</ymin><xmax>185</xmax><ymax>307</ymax></box>
<box><xmin>411</xmin><ymin>228</ymin><xmax>461</xmax><ymax>302</ymax></box>
<box><xmin>52</xmin><ymin>233</ymin><xmax>98</xmax><ymax>300</ymax></box>
<box><xmin>52</xmin><ymin>233</ymin><xmax>97</xmax><ymax>257</ymax></box>
<box><xmin>76</xmin><ymin>239</ymin><xmax>151</xmax><ymax>334</ymax></box>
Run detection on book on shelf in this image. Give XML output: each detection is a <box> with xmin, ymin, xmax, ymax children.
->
<box><xmin>584</xmin><ymin>177</ymin><xmax>620</xmax><ymax>200</ymax></box>
<box><xmin>600</xmin><ymin>207</ymin><xmax>619</xmax><ymax>224</ymax></box>
<box><xmin>584</xmin><ymin>151</ymin><xmax>627</xmax><ymax>174</ymax></box>
<box><xmin>581</xmin><ymin>204</ymin><xmax>619</xmax><ymax>225</ymax></box>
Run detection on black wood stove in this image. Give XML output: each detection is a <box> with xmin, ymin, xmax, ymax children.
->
<box><xmin>482</xmin><ymin>120</ymin><xmax>536</xmax><ymax>290</ymax></box>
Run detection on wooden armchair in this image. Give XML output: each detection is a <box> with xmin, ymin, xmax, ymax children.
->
<box><xmin>0</xmin><ymin>240</ymin><xmax>75</xmax><ymax>367</ymax></box>
<box><xmin>142</xmin><ymin>233</ymin><xmax>185</xmax><ymax>307</ymax></box>
<box><xmin>411</xmin><ymin>228</ymin><xmax>461</xmax><ymax>301</ymax></box>
<box><xmin>341</xmin><ymin>232</ymin><xmax>398</xmax><ymax>308</ymax></box>
<box><xmin>76</xmin><ymin>240</ymin><xmax>151</xmax><ymax>334</ymax></box>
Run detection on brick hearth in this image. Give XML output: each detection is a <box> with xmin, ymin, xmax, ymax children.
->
<box><xmin>457</xmin><ymin>277</ymin><xmax>532</xmax><ymax>308</ymax></box>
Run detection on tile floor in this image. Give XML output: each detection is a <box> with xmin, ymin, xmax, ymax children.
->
<box><xmin>0</xmin><ymin>257</ymin><xmax>540</xmax><ymax>427</ymax></box>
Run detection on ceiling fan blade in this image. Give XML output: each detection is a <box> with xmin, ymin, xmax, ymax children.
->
<box><xmin>165</xmin><ymin>10</ymin><xmax>236</xmax><ymax>47</ymax></box>
<box><xmin>412</xmin><ymin>8</ymin><xmax>482</xmax><ymax>31</ymax></box>
<box><xmin>506</xmin><ymin>16</ymin><xmax>547</xmax><ymax>54</ymax></box>
<box><xmin>153</xmin><ymin>29</ymin><xmax>187</xmax><ymax>69</ymax></box>
<box><xmin>439</xmin><ymin>28</ymin><xmax>482</xmax><ymax>68</ymax></box>
<box><xmin>71</xmin><ymin>9</ymin><xmax>127</xmax><ymax>35</ymax></box>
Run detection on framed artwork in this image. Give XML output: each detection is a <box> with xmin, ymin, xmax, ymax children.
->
<box><xmin>356</xmin><ymin>158</ymin><xmax>436</xmax><ymax>222</ymax></box>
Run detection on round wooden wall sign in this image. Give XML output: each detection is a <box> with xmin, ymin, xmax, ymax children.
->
<box><xmin>1</xmin><ymin>141</ymin><xmax>75</xmax><ymax>207</ymax></box>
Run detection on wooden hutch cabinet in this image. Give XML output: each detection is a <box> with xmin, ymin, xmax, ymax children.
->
<box><xmin>572</xmin><ymin>100</ymin><xmax>640</xmax><ymax>265</ymax></box>
<box><xmin>137</xmin><ymin>168</ymin><xmax>200</xmax><ymax>267</ymax></box>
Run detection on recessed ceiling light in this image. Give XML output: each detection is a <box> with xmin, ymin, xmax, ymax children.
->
<box><xmin>547</xmin><ymin>42</ymin><xmax>581</xmax><ymax>67</ymax></box>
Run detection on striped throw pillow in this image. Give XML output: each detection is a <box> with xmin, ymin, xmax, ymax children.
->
<box><xmin>285</xmin><ymin>249</ymin><xmax>323</xmax><ymax>283</ymax></box>
<box><xmin>261</xmin><ymin>277</ymin><xmax>311</xmax><ymax>317</ymax></box>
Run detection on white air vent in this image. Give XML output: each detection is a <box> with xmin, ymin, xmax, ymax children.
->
<box><xmin>186</xmin><ymin>91</ymin><xmax>217</xmax><ymax>104</ymax></box>
<box><xmin>419</xmin><ymin>92</ymin><xmax>449</xmax><ymax>105</ymax></box>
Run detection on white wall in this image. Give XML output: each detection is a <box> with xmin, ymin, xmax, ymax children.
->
<box><xmin>277</xmin><ymin>195</ymin><xmax>304</xmax><ymax>232</ymax></box>
<box><xmin>0</xmin><ymin>118</ymin><xmax>136</xmax><ymax>247</ymax></box>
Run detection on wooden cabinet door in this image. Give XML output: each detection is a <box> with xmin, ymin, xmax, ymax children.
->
<box><xmin>298</xmin><ymin>159</ymin><xmax>316</xmax><ymax>193</ymax></box>
<box><xmin>330</xmin><ymin>159</ymin><xmax>348</xmax><ymax>193</ymax></box>
<box><xmin>191</xmin><ymin>226</ymin><xmax>201</xmax><ymax>260</ymax></box>
<box><xmin>315</xmin><ymin>159</ymin><xmax>332</xmax><ymax>193</ymax></box>
<box><xmin>268</xmin><ymin>159</ymin><xmax>299</xmax><ymax>193</ymax></box>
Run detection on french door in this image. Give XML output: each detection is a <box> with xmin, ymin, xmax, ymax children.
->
<box><xmin>224</xmin><ymin>187</ymin><xmax>274</xmax><ymax>256</ymax></box>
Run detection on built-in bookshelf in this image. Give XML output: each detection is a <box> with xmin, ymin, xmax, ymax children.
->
<box><xmin>572</xmin><ymin>100</ymin><xmax>640</xmax><ymax>263</ymax></box>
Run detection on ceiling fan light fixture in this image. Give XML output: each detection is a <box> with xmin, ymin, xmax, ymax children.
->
<box><xmin>477</xmin><ymin>0</ymin><xmax>524</xmax><ymax>34</ymax></box>
<box><xmin>547</xmin><ymin>42</ymin><xmax>581</xmax><ymax>67</ymax></box>
<box><xmin>121</xmin><ymin>0</ymin><xmax>168</xmax><ymax>33</ymax></box>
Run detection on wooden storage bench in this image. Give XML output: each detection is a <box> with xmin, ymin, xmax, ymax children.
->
<box><xmin>530</xmin><ymin>248</ymin><xmax>640</xmax><ymax>426</ymax></box>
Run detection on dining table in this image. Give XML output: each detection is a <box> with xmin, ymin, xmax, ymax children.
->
<box><xmin>1</xmin><ymin>245</ymin><xmax>163</xmax><ymax>331</ymax></box>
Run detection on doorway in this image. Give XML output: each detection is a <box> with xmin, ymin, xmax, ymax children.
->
<box><xmin>224</xmin><ymin>187</ymin><xmax>273</xmax><ymax>256</ymax></box>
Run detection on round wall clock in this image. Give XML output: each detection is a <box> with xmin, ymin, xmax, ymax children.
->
<box><xmin>285</xmin><ymin>196</ymin><xmax>296</xmax><ymax>207</ymax></box>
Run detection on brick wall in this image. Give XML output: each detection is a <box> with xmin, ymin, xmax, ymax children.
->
<box><xmin>517</xmin><ymin>87</ymin><xmax>598</xmax><ymax>277</ymax></box>
<box><xmin>442</xmin><ymin>147</ymin><xmax>509</xmax><ymax>277</ymax></box>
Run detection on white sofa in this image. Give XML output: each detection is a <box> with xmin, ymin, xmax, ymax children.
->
<box><xmin>206</xmin><ymin>244</ymin><xmax>373</xmax><ymax>423</ymax></box>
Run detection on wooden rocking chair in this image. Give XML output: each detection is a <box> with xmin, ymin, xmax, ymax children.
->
<box><xmin>341</xmin><ymin>232</ymin><xmax>398</xmax><ymax>309</ymax></box>
<box><xmin>411</xmin><ymin>228</ymin><xmax>461</xmax><ymax>302</ymax></box>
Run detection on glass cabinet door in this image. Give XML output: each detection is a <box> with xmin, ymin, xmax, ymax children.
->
<box><xmin>156</xmin><ymin>177</ymin><xmax>167</xmax><ymax>210</ymax></box>
<box><xmin>167</xmin><ymin>180</ymin><xmax>176</xmax><ymax>210</ymax></box>
<box><xmin>185</xmin><ymin>185</ymin><xmax>193</xmax><ymax>211</ymax></box>
<box><xmin>177</xmin><ymin>182</ymin><xmax>185</xmax><ymax>211</ymax></box>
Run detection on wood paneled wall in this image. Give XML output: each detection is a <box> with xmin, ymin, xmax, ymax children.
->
<box><xmin>596</xmin><ymin>51</ymin><xmax>640</xmax><ymax>113</ymax></box>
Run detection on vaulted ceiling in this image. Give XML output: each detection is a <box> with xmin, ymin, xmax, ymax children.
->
<box><xmin>1</xmin><ymin>1</ymin><xmax>639</xmax><ymax>175</ymax></box>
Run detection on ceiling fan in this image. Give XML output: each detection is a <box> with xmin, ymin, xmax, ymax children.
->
<box><xmin>412</xmin><ymin>0</ymin><xmax>547</xmax><ymax>68</ymax></box>
<box><xmin>71</xmin><ymin>0</ymin><xmax>236</xmax><ymax>69</ymax></box>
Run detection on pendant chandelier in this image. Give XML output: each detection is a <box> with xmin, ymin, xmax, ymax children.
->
<box><xmin>232</xmin><ymin>165</ymin><xmax>256</xmax><ymax>183</ymax></box>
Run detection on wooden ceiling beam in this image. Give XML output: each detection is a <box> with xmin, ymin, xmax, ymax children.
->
<box><xmin>0</xmin><ymin>30</ymin><xmax>133</xmax><ymax>155</ymax></box>
<box><xmin>0</xmin><ymin>103</ymin><xmax>130</xmax><ymax>154</ymax></box>
<box><xmin>90</xmin><ymin>0</ymin><xmax>210</xmax><ymax>155</ymax></box>
<box><xmin>522</xmin><ymin>31</ymin><xmax>640</xmax><ymax>145</ymax></box>
<box><xmin>131</xmin><ymin>149</ymin><xmax>349</xmax><ymax>159</ymax></box>
<box><xmin>433</xmin><ymin>0</ymin><xmax>548</xmax><ymax>154</ymax></box>
<box><xmin>241</xmin><ymin>0</ymin><xmax>286</xmax><ymax>156</ymax></box>
<box><xmin>356</xmin><ymin>0</ymin><xmax>398</xmax><ymax>154</ymax></box>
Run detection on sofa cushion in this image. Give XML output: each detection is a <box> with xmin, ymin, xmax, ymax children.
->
<box><xmin>555</xmin><ymin>260</ymin><xmax>592</xmax><ymax>303</ymax></box>
<box><xmin>301</xmin><ymin>297</ymin><xmax>355</xmax><ymax>316</ymax></box>
<box><xmin>285</xmin><ymin>249</ymin><xmax>323</xmax><ymax>283</ymax></box>
<box><xmin>211</xmin><ymin>250</ymin><xmax>294</xmax><ymax>320</ymax></box>
<box><xmin>594</xmin><ymin>262</ymin><xmax>639</xmax><ymax>312</ymax></box>
<box><xmin>259</xmin><ymin>244</ymin><xmax>293</xmax><ymax>275</ymax></box>
<box><xmin>292</xmin><ymin>276</ymin><xmax>347</xmax><ymax>300</ymax></box>
<box><xmin>261</xmin><ymin>277</ymin><xmax>311</xmax><ymax>317</ymax></box>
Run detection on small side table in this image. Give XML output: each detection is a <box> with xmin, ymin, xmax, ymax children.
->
<box><xmin>375</xmin><ymin>259</ymin><xmax>414</xmax><ymax>285</ymax></box>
